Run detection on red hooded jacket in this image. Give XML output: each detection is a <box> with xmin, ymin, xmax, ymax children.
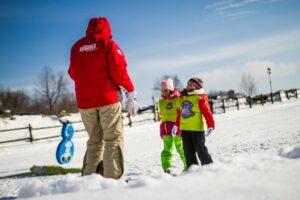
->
<box><xmin>68</xmin><ymin>17</ymin><xmax>134</xmax><ymax>109</ymax></box>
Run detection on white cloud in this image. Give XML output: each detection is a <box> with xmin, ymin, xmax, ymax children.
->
<box><xmin>204</xmin><ymin>0</ymin><xmax>282</xmax><ymax>21</ymax></box>
<box><xmin>132</xmin><ymin>29</ymin><xmax>300</xmax><ymax>70</ymax></box>
<box><xmin>207</xmin><ymin>0</ymin><xmax>260</xmax><ymax>11</ymax></box>
<box><xmin>205</xmin><ymin>0</ymin><xmax>280</xmax><ymax>12</ymax></box>
<box><xmin>245</xmin><ymin>60</ymin><xmax>297</xmax><ymax>78</ymax></box>
<box><xmin>200</xmin><ymin>68</ymin><xmax>240</xmax><ymax>90</ymax></box>
<box><xmin>198</xmin><ymin>60</ymin><xmax>299</xmax><ymax>93</ymax></box>
<box><xmin>127</xmin><ymin>33</ymin><xmax>221</xmax><ymax>59</ymax></box>
<box><xmin>9</xmin><ymin>84</ymin><xmax>36</xmax><ymax>95</ymax></box>
<box><xmin>204</xmin><ymin>10</ymin><xmax>255</xmax><ymax>22</ymax></box>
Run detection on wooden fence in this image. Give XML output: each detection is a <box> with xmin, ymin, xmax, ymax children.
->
<box><xmin>0</xmin><ymin>124</ymin><xmax>65</xmax><ymax>144</ymax></box>
<box><xmin>209</xmin><ymin>89</ymin><xmax>299</xmax><ymax>114</ymax></box>
<box><xmin>0</xmin><ymin>106</ymin><xmax>157</xmax><ymax>144</ymax></box>
<box><xmin>0</xmin><ymin>88</ymin><xmax>298</xmax><ymax>144</ymax></box>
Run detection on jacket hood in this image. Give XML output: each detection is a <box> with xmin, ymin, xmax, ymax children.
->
<box><xmin>187</xmin><ymin>88</ymin><xmax>205</xmax><ymax>95</ymax></box>
<box><xmin>180</xmin><ymin>88</ymin><xmax>205</xmax><ymax>96</ymax></box>
<box><xmin>86</xmin><ymin>17</ymin><xmax>112</xmax><ymax>41</ymax></box>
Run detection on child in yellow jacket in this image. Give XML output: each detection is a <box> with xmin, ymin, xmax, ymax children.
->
<box><xmin>158</xmin><ymin>79</ymin><xmax>186</xmax><ymax>174</ymax></box>
<box><xmin>177</xmin><ymin>77</ymin><xmax>215</xmax><ymax>169</ymax></box>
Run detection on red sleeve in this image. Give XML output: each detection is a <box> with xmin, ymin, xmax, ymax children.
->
<box><xmin>68</xmin><ymin>46</ymin><xmax>77</xmax><ymax>81</ymax></box>
<box><xmin>107</xmin><ymin>41</ymin><xmax>134</xmax><ymax>92</ymax></box>
<box><xmin>175</xmin><ymin>109</ymin><xmax>181</xmax><ymax>127</ymax></box>
<box><xmin>175</xmin><ymin>96</ymin><xmax>181</xmax><ymax>127</ymax></box>
<box><xmin>198</xmin><ymin>94</ymin><xmax>215</xmax><ymax>129</ymax></box>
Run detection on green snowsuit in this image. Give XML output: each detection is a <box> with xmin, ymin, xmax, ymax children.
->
<box><xmin>159</xmin><ymin>97</ymin><xmax>187</xmax><ymax>170</ymax></box>
<box><xmin>161</xmin><ymin>135</ymin><xmax>187</xmax><ymax>170</ymax></box>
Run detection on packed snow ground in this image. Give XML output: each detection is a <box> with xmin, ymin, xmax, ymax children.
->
<box><xmin>0</xmin><ymin>100</ymin><xmax>300</xmax><ymax>199</ymax></box>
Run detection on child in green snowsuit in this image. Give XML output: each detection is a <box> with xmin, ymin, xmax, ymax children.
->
<box><xmin>159</xmin><ymin>79</ymin><xmax>186</xmax><ymax>173</ymax></box>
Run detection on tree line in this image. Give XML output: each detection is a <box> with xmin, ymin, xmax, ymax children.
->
<box><xmin>153</xmin><ymin>73</ymin><xmax>258</xmax><ymax>99</ymax></box>
<box><xmin>0</xmin><ymin>66</ymin><xmax>78</xmax><ymax>115</ymax></box>
<box><xmin>1</xmin><ymin>67</ymin><xmax>258</xmax><ymax>116</ymax></box>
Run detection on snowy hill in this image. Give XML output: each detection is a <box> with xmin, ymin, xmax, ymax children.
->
<box><xmin>0</xmin><ymin>100</ymin><xmax>300</xmax><ymax>199</ymax></box>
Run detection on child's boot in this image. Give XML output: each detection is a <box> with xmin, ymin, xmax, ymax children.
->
<box><xmin>164</xmin><ymin>168</ymin><xmax>172</xmax><ymax>174</ymax></box>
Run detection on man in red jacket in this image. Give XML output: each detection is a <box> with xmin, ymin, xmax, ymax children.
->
<box><xmin>68</xmin><ymin>17</ymin><xmax>138</xmax><ymax>179</ymax></box>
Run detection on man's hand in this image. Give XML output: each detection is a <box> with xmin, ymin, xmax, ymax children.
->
<box><xmin>126</xmin><ymin>91</ymin><xmax>138</xmax><ymax>116</ymax></box>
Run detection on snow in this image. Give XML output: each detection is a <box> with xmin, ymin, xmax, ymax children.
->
<box><xmin>0</xmin><ymin>115</ymin><xmax>68</xmax><ymax>130</ymax></box>
<box><xmin>279</xmin><ymin>144</ymin><xmax>300</xmax><ymax>159</ymax></box>
<box><xmin>17</xmin><ymin>154</ymin><xmax>300</xmax><ymax>200</ymax></box>
<box><xmin>18</xmin><ymin>174</ymin><xmax>121</xmax><ymax>198</ymax></box>
<box><xmin>1</xmin><ymin>99</ymin><xmax>300</xmax><ymax>200</ymax></box>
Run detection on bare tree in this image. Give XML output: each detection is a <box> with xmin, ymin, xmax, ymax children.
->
<box><xmin>0</xmin><ymin>85</ymin><xmax>4</xmax><ymax>107</ymax></box>
<box><xmin>0</xmin><ymin>88</ymin><xmax>30</xmax><ymax>114</ymax></box>
<box><xmin>56</xmin><ymin>91</ymin><xmax>78</xmax><ymax>114</ymax></box>
<box><xmin>207</xmin><ymin>89</ymin><xmax>237</xmax><ymax>99</ymax></box>
<box><xmin>11</xmin><ymin>90</ymin><xmax>30</xmax><ymax>114</ymax></box>
<box><xmin>227</xmin><ymin>89</ymin><xmax>236</xmax><ymax>99</ymax></box>
<box><xmin>207</xmin><ymin>90</ymin><xmax>228</xmax><ymax>98</ymax></box>
<box><xmin>27</xmin><ymin>93</ymin><xmax>43</xmax><ymax>114</ymax></box>
<box><xmin>36</xmin><ymin>66</ymin><xmax>67</xmax><ymax>114</ymax></box>
<box><xmin>239</xmin><ymin>73</ymin><xmax>257</xmax><ymax>97</ymax></box>
<box><xmin>153</xmin><ymin>74</ymin><xmax>183</xmax><ymax>96</ymax></box>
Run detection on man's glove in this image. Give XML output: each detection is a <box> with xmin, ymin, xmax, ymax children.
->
<box><xmin>126</xmin><ymin>91</ymin><xmax>138</xmax><ymax>116</ymax></box>
<box><xmin>206</xmin><ymin>127</ymin><xmax>214</xmax><ymax>137</ymax></box>
<box><xmin>171</xmin><ymin>125</ymin><xmax>178</xmax><ymax>136</ymax></box>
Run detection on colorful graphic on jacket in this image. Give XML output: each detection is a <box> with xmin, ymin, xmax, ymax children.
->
<box><xmin>181</xmin><ymin>100</ymin><xmax>195</xmax><ymax>119</ymax></box>
<box><xmin>166</xmin><ymin>102</ymin><xmax>174</xmax><ymax>110</ymax></box>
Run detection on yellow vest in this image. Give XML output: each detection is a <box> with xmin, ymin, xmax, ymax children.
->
<box><xmin>158</xmin><ymin>98</ymin><xmax>179</xmax><ymax>123</ymax></box>
<box><xmin>179</xmin><ymin>95</ymin><xmax>205</xmax><ymax>131</ymax></box>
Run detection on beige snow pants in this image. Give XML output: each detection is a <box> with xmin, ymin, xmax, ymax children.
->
<box><xmin>80</xmin><ymin>102</ymin><xmax>124</xmax><ymax>179</ymax></box>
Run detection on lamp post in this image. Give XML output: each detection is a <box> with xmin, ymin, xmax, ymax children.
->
<box><xmin>267</xmin><ymin>67</ymin><xmax>273</xmax><ymax>104</ymax></box>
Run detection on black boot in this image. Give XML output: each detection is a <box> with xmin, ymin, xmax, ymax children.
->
<box><xmin>96</xmin><ymin>160</ymin><xmax>104</xmax><ymax>176</ymax></box>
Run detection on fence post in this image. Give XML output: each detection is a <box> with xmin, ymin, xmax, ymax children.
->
<box><xmin>270</xmin><ymin>92</ymin><xmax>274</xmax><ymax>104</ymax></box>
<box><xmin>222</xmin><ymin>99</ymin><xmax>226</xmax><ymax>113</ymax></box>
<box><xmin>128</xmin><ymin>114</ymin><xmax>132</xmax><ymax>127</ymax></box>
<box><xmin>152</xmin><ymin>96</ymin><xmax>157</xmax><ymax>122</ymax></box>
<box><xmin>296</xmin><ymin>89</ymin><xmax>298</xmax><ymax>99</ymax></box>
<box><xmin>261</xmin><ymin>94</ymin><xmax>264</xmax><ymax>106</ymax></box>
<box><xmin>249</xmin><ymin>97</ymin><xmax>252</xmax><ymax>108</ymax></box>
<box><xmin>28</xmin><ymin>124</ymin><xmax>33</xmax><ymax>143</ymax></box>
<box><xmin>153</xmin><ymin>106</ymin><xmax>157</xmax><ymax>122</ymax></box>
<box><xmin>236</xmin><ymin>97</ymin><xmax>240</xmax><ymax>111</ymax></box>
<box><xmin>278</xmin><ymin>91</ymin><xmax>282</xmax><ymax>102</ymax></box>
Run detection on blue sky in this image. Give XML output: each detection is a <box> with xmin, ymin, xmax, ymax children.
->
<box><xmin>0</xmin><ymin>0</ymin><xmax>300</xmax><ymax>105</ymax></box>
